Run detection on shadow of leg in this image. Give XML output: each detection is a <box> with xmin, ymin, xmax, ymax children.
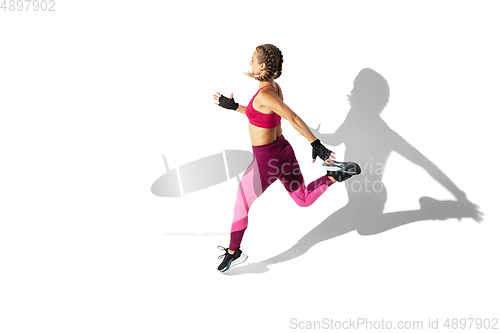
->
<box><xmin>418</xmin><ymin>197</ymin><xmax>484</xmax><ymax>222</ymax></box>
<box><xmin>223</xmin><ymin>197</ymin><xmax>484</xmax><ymax>275</ymax></box>
<box><xmin>356</xmin><ymin>196</ymin><xmax>484</xmax><ymax>236</ymax></box>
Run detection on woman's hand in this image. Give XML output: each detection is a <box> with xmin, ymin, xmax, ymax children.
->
<box><xmin>213</xmin><ymin>92</ymin><xmax>239</xmax><ymax>110</ymax></box>
<box><xmin>311</xmin><ymin>139</ymin><xmax>336</xmax><ymax>163</ymax></box>
<box><xmin>213</xmin><ymin>92</ymin><xmax>227</xmax><ymax>105</ymax></box>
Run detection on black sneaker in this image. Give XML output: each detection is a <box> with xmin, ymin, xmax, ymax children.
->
<box><xmin>323</xmin><ymin>160</ymin><xmax>361</xmax><ymax>182</ymax></box>
<box><xmin>217</xmin><ymin>246</ymin><xmax>248</xmax><ymax>272</ymax></box>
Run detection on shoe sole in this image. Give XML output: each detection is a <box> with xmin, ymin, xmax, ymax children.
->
<box><xmin>323</xmin><ymin>162</ymin><xmax>361</xmax><ymax>175</ymax></box>
<box><xmin>219</xmin><ymin>253</ymin><xmax>248</xmax><ymax>272</ymax></box>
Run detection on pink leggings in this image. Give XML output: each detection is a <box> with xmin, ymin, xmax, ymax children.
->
<box><xmin>229</xmin><ymin>135</ymin><xmax>335</xmax><ymax>251</ymax></box>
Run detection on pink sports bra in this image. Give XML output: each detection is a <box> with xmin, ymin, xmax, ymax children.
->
<box><xmin>245</xmin><ymin>84</ymin><xmax>282</xmax><ymax>128</ymax></box>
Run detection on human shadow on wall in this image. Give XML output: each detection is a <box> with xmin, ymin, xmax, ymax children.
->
<box><xmin>225</xmin><ymin>68</ymin><xmax>483</xmax><ymax>275</ymax></box>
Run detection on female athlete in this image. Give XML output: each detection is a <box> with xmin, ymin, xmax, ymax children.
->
<box><xmin>213</xmin><ymin>44</ymin><xmax>360</xmax><ymax>272</ymax></box>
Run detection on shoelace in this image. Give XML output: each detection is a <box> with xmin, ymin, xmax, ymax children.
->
<box><xmin>217</xmin><ymin>245</ymin><xmax>230</xmax><ymax>260</ymax></box>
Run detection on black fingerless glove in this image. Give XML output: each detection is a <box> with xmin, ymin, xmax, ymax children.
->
<box><xmin>218</xmin><ymin>95</ymin><xmax>239</xmax><ymax>110</ymax></box>
<box><xmin>311</xmin><ymin>139</ymin><xmax>332</xmax><ymax>161</ymax></box>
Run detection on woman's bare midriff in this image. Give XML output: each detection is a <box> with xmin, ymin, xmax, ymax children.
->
<box><xmin>249</xmin><ymin>123</ymin><xmax>282</xmax><ymax>146</ymax></box>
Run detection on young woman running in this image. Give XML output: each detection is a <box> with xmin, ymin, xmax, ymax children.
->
<box><xmin>213</xmin><ymin>44</ymin><xmax>360</xmax><ymax>272</ymax></box>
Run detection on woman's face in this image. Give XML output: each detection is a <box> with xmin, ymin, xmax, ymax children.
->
<box><xmin>249</xmin><ymin>50</ymin><xmax>265</xmax><ymax>76</ymax></box>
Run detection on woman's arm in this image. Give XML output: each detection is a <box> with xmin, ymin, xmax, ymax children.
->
<box><xmin>261</xmin><ymin>90</ymin><xmax>335</xmax><ymax>162</ymax></box>
<box><xmin>236</xmin><ymin>105</ymin><xmax>247</xmax><ymax>115</ymax></box>
<box><xmin>289</xmin><ymin>114</ymin><xmax>317</xmax><ymax>143</ymax></box>
<box><xmin>260</xmin><ymin>90</ymin><xmax>317</xmax><ymax>143</ymax></box>
<box><xmin>213</xmin><ymin>92</ymin><xmax>246</xmax><ymax>114</ymax></box>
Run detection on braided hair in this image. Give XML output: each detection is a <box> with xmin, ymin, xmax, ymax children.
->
<box><xmin>245</xmin><ymin>44</ymin><xmax>284</xmax><ymax>81</ymax></box>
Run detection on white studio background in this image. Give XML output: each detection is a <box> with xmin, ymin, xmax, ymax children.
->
<box><xmin>1</xmin><ymin>1</ymin><xmax>499</xmax><ymax>332</ymax></box>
